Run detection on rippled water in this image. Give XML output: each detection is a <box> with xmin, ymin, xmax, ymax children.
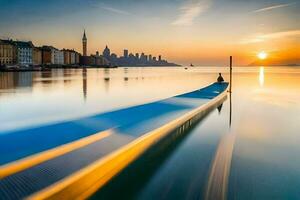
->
<box><xmin>1</xmin><ymin>66</ymin><xmax>300</xmax><ymax>199</ymax></box>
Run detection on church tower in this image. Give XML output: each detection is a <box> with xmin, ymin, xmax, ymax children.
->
<box><xmin>82</xmin><ymin>30</ymin><xmax>87</xmax><ymax>56</ymax></box>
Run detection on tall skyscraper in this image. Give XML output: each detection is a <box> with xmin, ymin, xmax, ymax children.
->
<box><xmin>158</xmin><ymin>55</ymin><xmax>162</xmax><ymax>61</ymax></box>
<box><xmin>82</xmin><ymin>30</ymin><xmax>87</xmax><ymax>56</ymax></box>
<box><xmin>124</xmin><ymin>49</ymin><xmax>128</xmax><ymax>58</ymax></box>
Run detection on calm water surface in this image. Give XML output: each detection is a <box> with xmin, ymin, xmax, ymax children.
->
<box><xmin>1</xmin><ymin>66</ymin><xmax>300</xmax><ymax>199</ymax></box>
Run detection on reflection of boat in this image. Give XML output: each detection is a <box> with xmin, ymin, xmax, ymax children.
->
<box><xmin>205</xmin><ymin>91</ymin><xmax>233</xmax><ymax>200</ymax></box>
<box><xmin>0</xmin><ymin>82</ymin><xmax>229</xmax><ymax>200</ymax></box>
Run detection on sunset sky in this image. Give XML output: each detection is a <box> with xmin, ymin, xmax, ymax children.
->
<box><xmin>0</xmin><ymin>0</ymin><xmax>299</xmax><ymax>66</ymax></box>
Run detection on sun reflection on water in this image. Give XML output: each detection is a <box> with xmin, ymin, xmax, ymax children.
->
<box><xmin>259</xmin><ymin>67</ymin><xmax>264</xmax><ymax>87</ymax></box>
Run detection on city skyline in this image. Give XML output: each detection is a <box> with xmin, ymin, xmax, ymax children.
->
<box><xmin>0</xmin><ymin>30</ymin><xmax>177</xmax><ymax>68</ymax></box>
<box><xmin>1</xmin><ymin>0</ymin><xmax>300</xmax><ymax>66</ymax></box>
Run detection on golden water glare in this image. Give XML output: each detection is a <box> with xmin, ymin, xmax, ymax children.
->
<box><xmin>259</xmin><ymin>67</ymin><xmax>265</xmax><ymax>87</ymax></box>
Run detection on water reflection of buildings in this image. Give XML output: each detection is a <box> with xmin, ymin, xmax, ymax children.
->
<box><xmin>0</xmin><ymin>72</ymin><xmax>33</xmax><ymax>90</ymax></box>
<box><xmin>63</xmin><ymin>69</ymin><xmax>72</xmax><ymax>84</ymax></box>
<box><xmin>40</xmin><ymin>70</ymin><xmax>53</xmax><ymax>85</ymax></box>
<box><xmin>124</xmin><ymin>68</ymin><xmax>129</xmax><ymax>83</ymax></box>
<box><xmin>104</xmin><ymin>69</ymin><xmax>110</xmax><ymax>92</ymax></box>
<box><xmin>82</xmin><ymin>69</ymin><xmax>87</xmax><ymax>101</ymax></box>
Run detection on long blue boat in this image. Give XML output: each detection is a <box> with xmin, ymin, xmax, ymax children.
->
<box><xmin>0</xmin><ymin>82</ymin><xmax>228</xmax><ymax>200</ymax></box>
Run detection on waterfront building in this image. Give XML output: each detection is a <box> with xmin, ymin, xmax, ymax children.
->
<box><xmin>33</xmin><ymin>47</ymin><xmax>42</xmax><ymax>66</ymax></box>
<box><xmin>94</xmin><ymin>55</ymin><xmax>101</xmax><ymax>66</ymax></box>
<box><xmin>82</xmin><ymin>30</ymin><xmax>87</xmax><ymax>56</ymax></box>
<box><xmin>40</xmin><ymin>46</ymin><xmax>52</xmax><ymax>65</ymax></box>
<box><xmin>109</xmin><ymin>53</ymin><xmax>118</xmax><ymax>66</ymax></box>
<box><xmin>75</xmin><ymin>52</ymin><xmax>80</xmax><ymax>64</ymax></box>
<box><xmin>139</xmin><ymin>53</ymin><xmax>146</xmax><ymax>63</ymax></box>
<box><xmin>100</xmin><ymin>46</ymin><xmax>178</xmax><ymax>67</ymax></box>
<box><xmin>93</xmin><ymin>51</ymin><xmax>109</xmax><ymax>66</ymax></box>
<box><xmin>58</xmin><ymin>50</ymin><xmax>65</xmax><ymax>65</ymax></box>
<box><xmin>14</xmin><ymin>41</ymin><xmax>34</xmax><ymax>66</ymax></box>
<box><xmin>0</xmin><ymin>39</ymin><xmax>16</xmax><ymax>66</ymax></box>
<box><xmin>103</xmin><ymin>45</ymin><xmax>111</xmax><ymax>59</ymax></box>
<box><xmin>80</xmin><ymin>53</ymin><xmax>109</xmax><ymax>66</ymax></box>
<box><xmin>62</xmin><ymin>49</ymin><xmax>80</xmax><ymax>65</ymax></box>
<box><xmin>80</xmin><ymin>56</ymin><xmax>92</xmax><ymax>66</ymax></box>
<box><xmin>140</xmin><ymin>53</ymin><xmax>148</xmax><ymax>63</ymax></box>
<box><xmin>70</xmin><ymin>51</ymin><xmax>76</xmax><ymax>64</ymax></box>
<box><xmin>40</xmin><ymin>46</ymin><xmax>64</xmax><ymax>65</ymax></box>
<box><xmin>62</xmin><ymin>49</ymin><xmax>71</xmax><ymax>65</ymax></box>
<box><xmin>50</xmin><ymin>47</ymin><xmax>64</xmax><ymax>65</ymax></box>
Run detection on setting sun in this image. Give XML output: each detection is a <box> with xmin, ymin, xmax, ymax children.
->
<box><xmin>258</xmin><ymin>51</ymin><xmax>268</xmax><ymax>60</ymax></box>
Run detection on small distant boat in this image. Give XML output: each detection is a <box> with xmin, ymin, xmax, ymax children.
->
<box><xmin>185</xmin><ymin>67</ymin><xmax>188</xmax><ymax>70</ymax></box>
<box><xmin>190</xmin><ymin>63</ymin><xmax>194</xmax><ymax>67</ymax></box>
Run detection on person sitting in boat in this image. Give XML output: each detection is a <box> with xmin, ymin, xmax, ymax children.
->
<box><xmin>217</xmin><ymin>73</ymin><xmax>224</xmax><ymax>83</ymax></box>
